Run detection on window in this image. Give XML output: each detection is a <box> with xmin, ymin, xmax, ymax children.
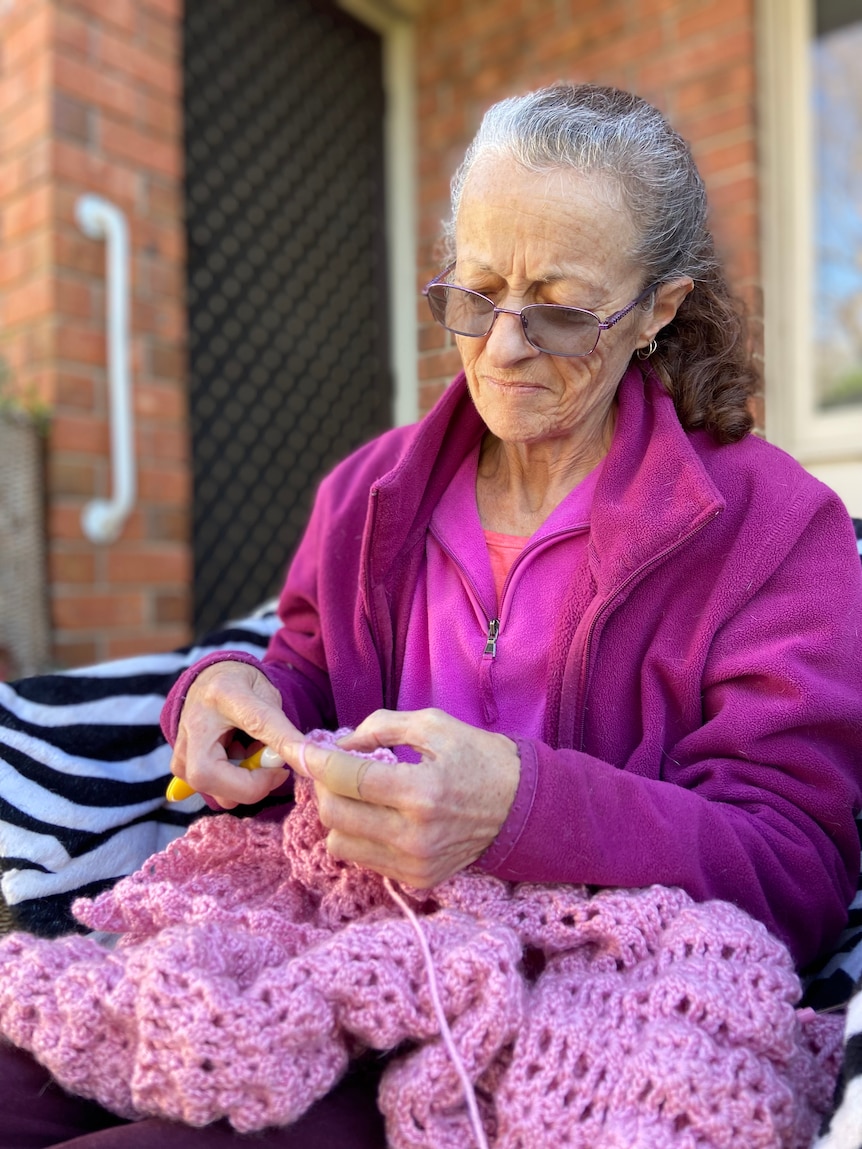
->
<box><xmin>758</xmin><ymin>0</ymin><xmax>862</xmax><ymax>513</ymax></box>
<box><xmin>812</xmin><ymin>5</ymin><xmax>862</xmax><ymax>414</ymax></box>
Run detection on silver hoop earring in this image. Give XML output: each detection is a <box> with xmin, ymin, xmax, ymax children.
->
<box><xmin>636</xmin><ymin>338</ymin><xmax>658</xmax><ymax>360</ymax></box>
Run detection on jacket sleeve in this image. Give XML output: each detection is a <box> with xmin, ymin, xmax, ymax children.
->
<box><xmin>160</xmin><ymin>423</ymin><xmax>410</xmax><ymax>748</ymax></box>
<box><xmin>477</xmin><ymin>502</ymin><xmax>862</xmax><ymax>969</ymax></box>
<box><xmin>159</xmin><ymin>648</ymin><xmax>334</xmax><ymax>746</ymax></box>
<box><xmin>161</xmin><ymin>494</ymin><xmax>338</xmax><ymax>747</ymax></box>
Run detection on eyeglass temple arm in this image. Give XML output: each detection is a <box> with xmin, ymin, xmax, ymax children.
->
<box><xmin>422</xmin><ymin>263</ymin><xmax>456</xmax><ymax>295</ymax></box>
<box><xmin>600</xmin><ymin>283</ymin><xmax>660</xmax><ymax>331</ymax></box>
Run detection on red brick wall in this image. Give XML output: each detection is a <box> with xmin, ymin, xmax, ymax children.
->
<box><xmin>0</xmin><ymin>0</ymin><xmax>191</xmax><ymax>667</ymax></box>
<box><xmin>1</xmin><ymin>0</ymin><xmax>762</xmax><ymax>668</ymax></box>
<box><xmin>413</xmin><ymin>0</ymin><xmax>760</xmax><ymax>412</ymax></box>
<box><xmin>0</xmin><ymin>2</ymin><xmax>54</xmax><ymax>425</ymax></box>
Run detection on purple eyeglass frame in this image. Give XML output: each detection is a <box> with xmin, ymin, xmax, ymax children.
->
<box><xmin>423</xmin><ymin>264</ymin><xmax>659</xmax><ymax>357</ymax></box>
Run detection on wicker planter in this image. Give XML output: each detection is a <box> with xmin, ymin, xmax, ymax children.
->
<box><xmin>0</xmin><ymin>412</ymin><xmax>49</xmax><ymax>679</ymax></box>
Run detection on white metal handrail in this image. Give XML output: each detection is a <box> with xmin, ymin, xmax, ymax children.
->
<box><xmin>75</xmin><ymin>194</ymin><xmax>136</xmax><ymax>544</ymax></box>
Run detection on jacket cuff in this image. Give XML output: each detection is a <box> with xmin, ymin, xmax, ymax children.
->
<box><xmin>474</xmin><ymin>737</ymin><xmax>537</xmax><ymax>875</ymax></box>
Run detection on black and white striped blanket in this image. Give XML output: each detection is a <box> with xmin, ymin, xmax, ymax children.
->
<box><xmin>0</xmin><ymin>606</ymin><xmax>280</xmax><ymax>937</ymax></box>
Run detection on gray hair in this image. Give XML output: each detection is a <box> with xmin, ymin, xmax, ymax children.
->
<box><xmin>441</xmin><ymin>83</ymin><xmax>760</xmax><ymax>444</ymax></box>
<box><xmin>444</xmin><ymin>83</ymin><xmax>715</xmax><ymax>289</ymax></box>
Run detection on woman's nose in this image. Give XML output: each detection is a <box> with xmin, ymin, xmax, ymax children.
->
<box><xmin>483</xmin><ymin>307</ymin><xmax>541</xmax><ymax>365</ymax></box>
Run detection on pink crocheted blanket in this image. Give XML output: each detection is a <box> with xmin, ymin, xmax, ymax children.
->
<box><xmin>0</xmin><ymin>744</ymin><xmax>844</xmax><ymax>1147</ymax></box>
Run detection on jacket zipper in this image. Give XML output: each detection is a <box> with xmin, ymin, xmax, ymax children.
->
<box><xmin>433</xmin><ymin>524</ymin><xmax>587</xmax><ymax>661</ymax></box>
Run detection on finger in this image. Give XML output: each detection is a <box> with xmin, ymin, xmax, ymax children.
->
<box><xmin>181</xmin><ymin>663</ymin><xmax>303</xmax><ymax>757</ymax></box>
<box><xmin>315</xmin><ymin>785</ymin><xmax>401</xmax><ymax>840</ymax></box>
<box><xmin>177</xmin><ymin>738</ymin><xmax>294</xmax><ymax>805</ymax></box>
<box><xmin>187</xmin><ymin>747</ymin><xmax>281</xmax><ymax>802</ymax></box>
<box><xmin>338</xmin><ymin>708</ymin><xmax>445</xmax><ymax>758</ymax></box>
<box><xmin>193</xmin><ymin>759</ymin><xmax>290</xmax><ymax>807</ymax></box>
<box><xmin>324</xmin><ymin>828</ymin><xmax>401</xmax><ymax>880</ymax></box>
<box><xmin>336</xmin><ymin>709</ymin><xmax>412</xmax><ymax>751</ymax></box>
<box><xmin>324</xmin><ymin>829</ymin><xmax>445</xmax><ymax>890</ymax></box>
<box><xmin>195</xmin><ymin>685</ymin><xmax>303</xmax><ymax>758</ymax></box>
<box><xmin>283</xmin><ymin>741</ymin><xmax>398</xmax><ymax>804</ymax></box>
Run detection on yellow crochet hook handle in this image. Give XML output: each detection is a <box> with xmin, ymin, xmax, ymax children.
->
<box><xmin>165</xmin><ymin>746</ymin><xmax>267</xmax><ymax>802</ymax></box>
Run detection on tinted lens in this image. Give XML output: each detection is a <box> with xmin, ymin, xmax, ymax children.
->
<box><xmin>523</xmin><ymin>305</ymin><xmax>600</xmax><ymax>356</ymax></box>
<box><xmin>427</xmin><ymin>285</ymin><xmax>494</xmax><ymax>336</ymax></box>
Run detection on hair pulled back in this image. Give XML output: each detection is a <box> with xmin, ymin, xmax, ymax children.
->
<box><xmin>445</xmin><ymin>84</ymin><xmax>759</xmax><ymax>443</ymax></box>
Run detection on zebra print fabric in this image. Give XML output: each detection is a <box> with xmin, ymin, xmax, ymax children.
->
<box><xmin>0</xmin><ymin>607</ymin><xmax>279</xmax><ymax>937</ymax></box>
<box><xmin>815</xmin><ymin>985</ymin><xmax>862</xmax><ymax>1149</ymax></box>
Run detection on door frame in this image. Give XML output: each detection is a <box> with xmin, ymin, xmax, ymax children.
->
<box><xmin>757</xmin><ymin>0</ymin><xmax>862</xmax><ymax>512</ymax></box>
<box><xmin>338</xmin><ymin>0</ymin><xmax>421</xmax><ymax>426</ymax></box>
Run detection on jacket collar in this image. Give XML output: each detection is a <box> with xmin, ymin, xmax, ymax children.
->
<box><xmin>365</xmin><ymin>364</ymin><xmax>725</xmax><ymax>593</ymax></box>
<box><xmin>364</xmin><ymin>373</ymin><xmax>483</xmax><ymax>586</ymax></box>
<box><xmin>589</xmin><ymin>364</ymin><xmax>725</xmax><ymax>592</ymax></box>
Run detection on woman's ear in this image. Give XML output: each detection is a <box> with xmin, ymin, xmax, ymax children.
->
<box><xmin>639</xmin><ymin>277</ymin><xmax>694</xmax><ymax>346</ymax></box>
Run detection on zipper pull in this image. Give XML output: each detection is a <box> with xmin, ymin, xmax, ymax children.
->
<box><xmin>483</xmin><ymin>618</ymin><xmax>500</xmax><ymax>657</ymax></box>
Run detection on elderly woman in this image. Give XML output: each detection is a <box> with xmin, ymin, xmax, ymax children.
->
<box><xmin>168</xmin><ymin>81</ymin><xmax>862</xmax><ymax>964</ymax></box>
<box><xmin>1</xmin><ymin>83</ymin><xmax>861</xmax><ymax>1148</ymax></box>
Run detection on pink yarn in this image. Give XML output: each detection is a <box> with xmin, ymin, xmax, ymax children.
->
<box><xmin>384</xmin><ymin>874</ymin><xmax>490</xmax><ymax>1149</ymax></box>
<box><xmin>0</xmin><ymin>729</ymin><xmax>844</xmax><ymax>1146</ymax></box>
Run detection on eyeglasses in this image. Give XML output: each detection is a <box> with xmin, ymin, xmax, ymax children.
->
<box><xmin>423</xmin><ymin>265</ymin><xmax>658</xmax><ymax>357</ymax></box>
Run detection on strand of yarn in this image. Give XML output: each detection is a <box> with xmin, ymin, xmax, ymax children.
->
<box><xmin>384</xmin><ymin>875</ymin><xmax>489</xmax><ymax>1149</ymax></box>
<box><xmin>297</xmin><ymin>733</ymin><xmax>488</xmax><ymax>1149</ymax></box>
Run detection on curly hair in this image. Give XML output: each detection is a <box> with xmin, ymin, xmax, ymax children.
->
<box><xmin>443</xmin><ymin>83</ymin><xmax>759</xmax><ymax>444</ymax></box>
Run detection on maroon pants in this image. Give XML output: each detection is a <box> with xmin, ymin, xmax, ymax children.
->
<box><xmin>0</xmin><ymin>1041</ymin><xmax>387</xmax><ymax>1148</ymax></box>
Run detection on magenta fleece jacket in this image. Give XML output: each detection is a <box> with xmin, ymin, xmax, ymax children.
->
<box><xmin>162</xmin><ymin>365</ymin><xmax>862</xmax><ymax>967</ymax></box>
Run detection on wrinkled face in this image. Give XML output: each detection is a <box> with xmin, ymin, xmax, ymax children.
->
<box><xmin>453</xmin><ymin>157</ymin><xmax>661</xmax><ymax>451</ymax></box>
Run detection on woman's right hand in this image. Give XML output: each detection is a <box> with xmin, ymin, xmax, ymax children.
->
<box><xmin>168</xmin><ymin>660</ymin><xmax>304</xmax><ymax>808</ymax></box>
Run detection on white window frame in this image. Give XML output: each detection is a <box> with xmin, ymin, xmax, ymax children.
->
<box><xmin>757</xmin><ymin>0</ymin><xmax>862</xmax><ymax>463</ymax></box>
<box><xmin>337</xmin><ymin>0</ymin><xmax>421</xmax><ymax>426</ymax></box>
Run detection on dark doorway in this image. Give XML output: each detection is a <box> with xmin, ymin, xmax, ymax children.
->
<box><xmin>184</xmin><ymin>0</ymin><xmax>392</xmax><ymax>634</ymax></box>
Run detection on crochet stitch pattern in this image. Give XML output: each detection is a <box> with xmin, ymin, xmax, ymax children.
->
<box><xmin>0</xmin><ymin>729</ymin><xmax>845</xmax><ymax>1147</ymax></box>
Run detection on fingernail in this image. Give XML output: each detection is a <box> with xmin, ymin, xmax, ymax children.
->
<box><xmin>259</xmin><ymin>746</ymin><xmax>284</xmax><ymax>769</ymax></box>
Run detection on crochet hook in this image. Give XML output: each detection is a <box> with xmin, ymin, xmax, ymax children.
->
<box><xmin>165</xmin><ymin>746</ymin><xmax>281</xmax><ymax>802</ymax></box>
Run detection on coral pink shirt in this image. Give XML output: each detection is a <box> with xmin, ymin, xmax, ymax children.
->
<box><xmin>396</xmin><ymin>447</ymin><xmax>601</xmax><ymax>742</ymax></box>
<box><xmin>484</xmin><ymin>530</ymin><xmax>529</xmax><ymax>606</ymax></box>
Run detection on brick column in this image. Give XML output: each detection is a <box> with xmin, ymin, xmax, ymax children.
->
<box><xmin>0</xmin><ymin>0</ymin><xmax>192</xmax><ymax>667</ymax></box>
<box><xmin>0</xmin><ymin>1</ymin><xmax>54</xmax><ymax>431</ymax></box>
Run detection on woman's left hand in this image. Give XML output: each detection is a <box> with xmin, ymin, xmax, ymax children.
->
<box><xmin>282</xmin><ymin>708</ymin><xmax>520</xmax><ymax>888</ymax></box>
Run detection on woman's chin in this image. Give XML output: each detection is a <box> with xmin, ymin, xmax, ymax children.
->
<box><xmin>475</xmin><ymin>400</ymin><xmax>591</xmax><ymax>452</ymax></box>
<box><xmin>470</xmin><ymin>390</ymin><xmax>549</xmax><ymax>440</ymax></box>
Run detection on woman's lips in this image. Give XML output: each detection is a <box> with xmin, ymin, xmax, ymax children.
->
<box><xmin>485</xmin><ymin>376</ymin><xmax>545</xmax><ymax>392</ymax></box>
